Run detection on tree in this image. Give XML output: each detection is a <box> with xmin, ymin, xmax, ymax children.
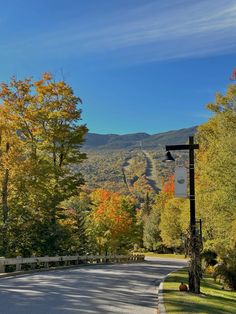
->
<box><xmin>143</xmin><ymin>194</ymin><xmax>163</xmax><ymax>251</ymax></box>
<box><xmin>160</xmin><ymin>197</ymin><xmax>187</xmax><ymax>251</ymax></box>
<box><xmin>0</xmin><ymin>73</ymin><xmax>88</xmax><ymax>256</ymax></box>
<box><xmin>196</xmin><ymin>83</ymin><xmax>236</xmax><ymax>252</ymax></box>
<box><xmin>143</xmin><ymin>175</ymin><xmax>189</xmax><ymax>253</ymax></box>
<box><xmin>87</xmin><ymin>189</ymin><xmax>137</xmax><ymax>255</ymax></box>
<box><xmin>59</xmin><ymin>190</ymin><xmax>92</xmax><ymax>254</ymax></box>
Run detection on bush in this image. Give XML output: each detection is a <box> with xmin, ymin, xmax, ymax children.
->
<box><xmin>201</xmin><ymin>250</ymin><xmax>217</xmax><ymax>268</ymax></box>
<box><xmin>204</xmin><ymin>265</ymin><xmax>215</xmax><ymax>275</ymax></box>
<box><xmin>214</xmin><ymin>247</ymin><xmax>236</xmax><ymax>290</ymax></box>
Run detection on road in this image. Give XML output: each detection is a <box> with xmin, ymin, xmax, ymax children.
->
<box><xmin>0</xmin><ymin>257</ymin><xmax>186</xmax><ymax>314</ymax></box>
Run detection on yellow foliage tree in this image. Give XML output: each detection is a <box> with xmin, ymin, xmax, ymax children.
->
<box><xmin>0</xmin><ymin>73</ymin><xmax>88</xmax><ymax>256</ymax></box>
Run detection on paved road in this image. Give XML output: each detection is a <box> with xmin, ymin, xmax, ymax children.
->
<box><xmin>0</xmin><ymin>257</ymin><xmax>186</xmax><ymax>314</ymax></box>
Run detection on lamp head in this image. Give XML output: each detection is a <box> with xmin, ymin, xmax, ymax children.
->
<box><xmin>162</xmin><ymin>151</ymin><xmax>175</xmax><ymax>162</ymax></box>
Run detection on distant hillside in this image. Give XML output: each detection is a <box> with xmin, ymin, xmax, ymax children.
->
<box><xmin>83</xmin><ymin>126</ymin><xmax>197</xmax><ymax>150</ymax></box>
<box><xmin>80</xmin><ymin>126</ymin><xmax>197</xmax><ymax>194</ymax></box>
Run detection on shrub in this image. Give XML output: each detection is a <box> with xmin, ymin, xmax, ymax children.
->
<box><xmin>204</xmin><ymin>265</ymin><xmax>215</xmax><ymax>275</ymax></box>
<box><xmin>214</xmin><ymin>247</ymin><xmax>236</xmax><ymax>290</ymax></box>
<box><xmin>201</xmin><ymin>250</ymin><xmax>217</xmax><ymax>268</ymax></box>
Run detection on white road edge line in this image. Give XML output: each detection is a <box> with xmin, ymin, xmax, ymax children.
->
<box><xmin>157</xmin><ymin>266</ymin><xmax>186</xmax><ymax>314</ymax></box>
<box><xmin>157</xmin><ymin>281</ymin><xmax>166</xmax><ymax>314</ymax></box>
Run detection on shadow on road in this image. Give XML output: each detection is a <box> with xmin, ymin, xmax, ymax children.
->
<box><xmin>0</xmin><ymin>259</ymin><xmax>186</xmax><ymax>313</ymax></box>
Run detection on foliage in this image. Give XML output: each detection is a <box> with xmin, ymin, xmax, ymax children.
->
<box><xmin>214</xmin><ymin>245</ymin><xmax>236</xmax><ymax>290</ymax></box>
<box><xmin>201</xmin><ymin>250</ymin><xmax>217</xmax><ymax>267</ymax></box>
<box><xmin>194</xmin><ymin>83</ymin><xmax>236</xmax><ymax>289</ymax></box>
<box><xmin>143</xmin><ymin>192</ymin><xmax>165</xmax><ymax>251</ymax></box>
<box><xmin>143</xmin><ymin>207</ymin><xmax>162</xmax><ymax>251</ymax></box>
<box><xmin>0</xmin><ymin>72</ymin><xmax>235</xmax><ymax>263</ymax></box>
<box><xmin>142</xmin><ymin>83</ymin><xmax>236</xmax><ymax>266</ymax></box>
<box><xmin>0</xmin><ymin>73</ymin><xmax>87</xmax><ymax>256</ymax></box>
<box><xmin>79</xmin><ymin>150</ymin><xmax>131</xmax><ymax>194</ymax></box>
<box><xmin>143</xmin><ymin>176</ymin><xmax>189</xmax><ymax>253</ymax></box>
<box><xmin>87</xmin><ymin>189</ymin><xmax>138</xmax><ymax>255</ymax></box>
<box><xmin>196</xmin><ymin>84</ymin><xmax>236</xmax><ymax>252</ymax></box>
<box><xmin>59</xmin><ymin>190</ymin><xmax>92</xmax><ymax>254</ymax></box>
<box><xmin>160</xmin><ymin>197</ymin><xmax>187</xmax><ymax>250</ymax></box>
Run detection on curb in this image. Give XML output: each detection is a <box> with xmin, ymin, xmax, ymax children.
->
<box><xmin>157</xmin><ymin>280</ymin><xmax>167</xmax><ymax>314</ymax></box>
<box><xmin>157</xmin><ymin>265</ymin><xmax>186</xmax><ymax>314</ymax></box>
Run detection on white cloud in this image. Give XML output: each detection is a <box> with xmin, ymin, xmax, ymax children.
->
<box><xmin>3</xmin><ymin>0</ymin><xmax>236</xmax><ymax>63</ymax></box>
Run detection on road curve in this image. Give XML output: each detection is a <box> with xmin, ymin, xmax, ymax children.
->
<box><xmin>0</xmin><ymin>257</ymin><xmax>186</xmax><ymax>314</ymax></box>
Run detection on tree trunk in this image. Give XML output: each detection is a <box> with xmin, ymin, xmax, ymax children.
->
<box><xmin>1</xmin><ymin>142</ymin><xmax>10</xmax><ymax>255</ymax></box>
<box><xmin>2</xmin><ymin>168</ymin><xmax>9</xmax><ymax>224</ymax></box>
<box><xmin>2</xmin><ymin>142</ymin><xmax>9</xmax><ymax>224</ymax></box>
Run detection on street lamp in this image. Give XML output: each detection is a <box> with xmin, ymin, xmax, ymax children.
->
<box><xmin>163</xmin><ymin>151</ymin><xmax>175</xmax><ymax>162</ymax></box>
<box><xmin>163</xmin><ymin>136</ymin><xmax>201</xmax><ymax>294</ymax></box>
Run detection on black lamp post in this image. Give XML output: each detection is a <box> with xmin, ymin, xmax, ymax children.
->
<box><xmin>163</xmin><ymin>136</ymin><xmax>201</xmax><ymax>294</ymax></box>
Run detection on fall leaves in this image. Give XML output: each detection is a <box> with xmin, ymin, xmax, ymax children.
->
<box><xmin>90</xmin><ymin>189</ymin><xmax>133</xmax><ymax>234</ymax></box>
<box><xmin>0</xmin><ymin>72</ymin><xmax>139</xmax><ymax>257</ymax></box>
<box><xmin>88</xmin><ymin>189</ymin><xmax>138</xmax><ymax>254</ymax></box>
<box><xmin>0</xmin><ymin>73</ymin><xmax>87</xmax><ymax>256</ymax></box>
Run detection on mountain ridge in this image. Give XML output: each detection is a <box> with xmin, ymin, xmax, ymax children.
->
<box><xmin>83</xmin><ymin>126</ymin><xmax>198</xmax><ymax>150</ymax></box>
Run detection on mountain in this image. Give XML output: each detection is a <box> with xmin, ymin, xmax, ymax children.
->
<box><xmin>80</xmin><ymin>126</ymin><xmax>198</xmax><ymax>194</ymax></box>
<box><xmin>83</xmin><ymin>126</ymin><xmax>197</xmax><ymax>150</ymax></box>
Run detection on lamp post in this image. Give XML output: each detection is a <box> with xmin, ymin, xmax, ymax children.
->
<box><xmin>163</xmin><ymin>136</ymin><xmax>201</xmax><ymax>294</ymax></box>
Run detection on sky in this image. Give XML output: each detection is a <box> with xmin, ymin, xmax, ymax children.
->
<box><xmin>0</xmin><ymin>0</ymin><xmax>236</xmax><ymax>134</ymax></box>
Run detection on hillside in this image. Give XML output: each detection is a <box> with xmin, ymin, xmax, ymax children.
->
<box><xmin>83</xmin><ymin>126</ymin><xmax>197</xmax><ymax>150</ymax></box>
<box><xmin>80</xmin><ymin>126</ymin><xmax>196</xmax><ymax>196</ymax></box>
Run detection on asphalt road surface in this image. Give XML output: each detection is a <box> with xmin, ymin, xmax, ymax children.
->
<box><xmin>0</xmin><ymin>257</ymin><xmax>186</xmax><ymax>314</ymax></box>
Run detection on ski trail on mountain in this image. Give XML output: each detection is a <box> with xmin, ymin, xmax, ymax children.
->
<box><xmin>142</xmin><ymin>150</ymin><xmax>160</xmax><ymax>192</ymax></box>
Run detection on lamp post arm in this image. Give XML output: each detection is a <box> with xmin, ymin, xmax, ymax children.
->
<box><xmin>166</xmin><ymin>144</ymin><xmax>199</xmax><ymax>151</ymax></box>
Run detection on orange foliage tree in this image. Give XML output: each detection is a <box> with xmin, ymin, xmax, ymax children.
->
<box><xmin>162</xmin><ymin>174</ymin><xmax>175</xmax><ymax>194</ymax></box>
<box><xmin>88</xmin><ymin>189</ymin><xmax>137</xmax><ymax>254</ymax></box>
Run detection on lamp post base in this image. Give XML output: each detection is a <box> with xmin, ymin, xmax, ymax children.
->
<box><xmin>188</xmin><ymin>234</ymin><xmax>201</xmax><ymax>294</ymax></box>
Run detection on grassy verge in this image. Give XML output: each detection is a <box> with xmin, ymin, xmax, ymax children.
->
<box><xmin>144</xmin><ymin>252</ymin><xmax>186</xmax><ymax>259</ymax></box>
<box><xmin>163</xmin><ymin>268</ymin><xmax>236</xmax><ymax>314</ymax></box>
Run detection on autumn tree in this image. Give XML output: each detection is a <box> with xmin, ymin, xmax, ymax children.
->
<box><xmin>143</xmin><ymin>83</ymin><xmax>236</xmax><ymax>257</ymax></box>
<box><xmin>87</xmin><ymin>189</ymin><xmax>138</xmax><ymax>255</ymax></box>
<box><xmin>0</xmin><ymin>73</ymin><xmax>87</xmax><ymax>256</ymax></box>
<box><xmin>190</xmin><ymin>81</ymin><xmax>236</xmax><ymax>289</ymax></box>
<box><xmin>159</xmin><ymin>197</ymin><xmax>188</xmax><ymax>251</ymax></box>
<box><xmin>142</xmin><ymin>175</ymin><xmax>189</xmax><ymax>253</ymax></box>
<box><xmin>196</xmin><ymin>83</ymin><xmax>236</xmax><ymax>253</ymax></box>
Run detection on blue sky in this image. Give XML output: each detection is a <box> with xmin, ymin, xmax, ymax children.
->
<box><xmin>0</xmin><ymin>0</ymin><xmax>236</xmax><ymax>134</ymax></box>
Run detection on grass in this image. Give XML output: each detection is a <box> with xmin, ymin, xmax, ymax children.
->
<box><xmin>163</xmin><ymin>268</ymin><xmax>236</xmax><ymax>314</ymax></box>
<box><xmin>144</xmin><ymin>252</ymin><xmax>186</xmax><ymax>259</ymax></box>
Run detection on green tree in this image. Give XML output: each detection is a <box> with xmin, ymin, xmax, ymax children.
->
<box><xmin>143</xmin><ymin>193</ymin><xmax>164</xmax><ymax>251</ymax></box>
<box><xmin>159</xmin><ymin>197</ymin><xmax>187</xmax><ymax>251</ymax></box>
<box><xmin>196</xmin><ymin>83</ymin><xmax>236</xmax><ymax>252</ymax></box>
<box><xmin>60</xmin><ymin>190</ymin><xmax>92</xmax><ymax>254</ymax></box>
<box><xmin>142</xmin><ymin>175</ymin><xmax>189</xmax><ymax>253</ymax></box>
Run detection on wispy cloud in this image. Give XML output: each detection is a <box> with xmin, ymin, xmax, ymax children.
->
<box><xmin>3</xmin><ymin>0</ymin><xmax>236</xmax><ymax>63</ymax></box>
